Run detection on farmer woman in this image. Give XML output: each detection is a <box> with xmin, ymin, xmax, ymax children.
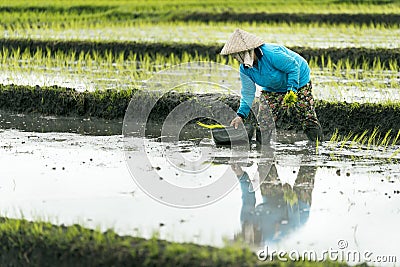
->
<box><xmin>220</xmin><ymin>28</ymin><xmax>323</xmax><ymax>142</ymax></box>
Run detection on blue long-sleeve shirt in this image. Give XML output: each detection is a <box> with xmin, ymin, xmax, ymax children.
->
<box><xmin>237</xmin><ymin>44</ymin><xmax>311</xmax><ymax>118</ymax></box>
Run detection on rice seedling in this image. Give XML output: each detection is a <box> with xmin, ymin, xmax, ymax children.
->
<box><xmin>379</xmin><ymin>129</ymin><xmax>392</xmax><ymax>152</ymax></box>
<box><xmin>366</xmin><ymin>127</ymin><xmax>380</xmax><ymax>148</ymax></box>
<box><xmin>388</xmin><ymin>147</ymin><xmax>400</xmax><ymax>162</ymax></box>
<box><xmin>309</xmin><ymin>55</ymin><xmax>399</xmax><ymax>103</ymax></box>
<box><xmin>325</xmin><ymin>127</ymin><xmax>400</xmax><ymax>163</ymax></box>
<box><xmin>283</xmin><ymin>90</ymin><xmax>298</xmax><ymax>108</ymax></box>
<box><xmin>391</xmin><ymin>129</ymin><xmax>400</xmax><ymax>146</ymax></box>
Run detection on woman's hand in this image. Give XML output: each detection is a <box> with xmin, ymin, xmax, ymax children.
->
<box><xmin>230</xmin><ymin>116</ymin><xmax>243</xmax><ymax>129</ymax></box>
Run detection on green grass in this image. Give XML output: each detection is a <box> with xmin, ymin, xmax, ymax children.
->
<box><xmin>0</xmin><ymin>216</ymin><xmax>360</xmax><ymax>267</ymax></box>
<box><xmin>0</xmin><ymin>216</ymin><xmax>258</xmax><ymax>267</ymax></box>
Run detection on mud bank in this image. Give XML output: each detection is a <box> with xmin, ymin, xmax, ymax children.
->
<box><xmin>0</xmin><ymin>84</ymin><xmax>135</xmax><ymax>120</ymax></box>
<box><xmin>1</xmin><ymin>39</ymin><xmax>399</xmax><ymax>68</ymax></box>
<box><xmin>1</xmin><ymin>84</ymin><xmax>400</xmax><ymax>139</ymax></box>
<box><xmin>176</xmin><ymin>12</ymin><xmax>400</xmax><ymax>26</ymax></box>
<box><xmin>0</xmin><ymin>217</ymin><xmax>259</xmax><ymax>267</ymax></box>
<box><xmin>0</xmin><ymin>216</ymin><xmax>356</xmax><ymax>267</ymax></box>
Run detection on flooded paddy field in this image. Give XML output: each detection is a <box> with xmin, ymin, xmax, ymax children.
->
<box><xmin>0</xmin><ymin>39</ymin><xmax>397</xmax><ymax>106</ymax></box>
<box><xmin>1</xmin><ymin>0</ymin><xmax>400</xmax><ymax>265</ymax></box>
<box><xmin>0</xmin><ymin>62</ymin><xmax>398</xmax><ymax>104</ymax></box>
<box><xmin>2</xmin><ymin>22</ymin><xmax>399</xmax><ymax>49</ymax></box>
<box><xmin>1</xmin><ymin>121</ymin><xmax>400</xmax><ymax>264</ymax></box>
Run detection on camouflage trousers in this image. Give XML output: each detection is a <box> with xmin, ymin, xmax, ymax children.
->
<box><xmin>257</xmin><ymin>81</ymin><xmax>323</xmax><ymax>142</ymax></box>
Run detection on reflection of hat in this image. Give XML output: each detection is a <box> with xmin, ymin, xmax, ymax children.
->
<box><xmin>220</xmin><ymin>29</ymin><xmax>264</xmax><ymax>55</ymax></box>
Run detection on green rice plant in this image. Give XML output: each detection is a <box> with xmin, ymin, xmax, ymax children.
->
<box><xmin>355</xmin><ymin>129</ymin><xmax>369</xmax><ymax>145</ymax></box>
<box><xmin>283</xmin><ymin>91</ymin><xmax>298</xmax><ymax>108</ymax></box>
<box><xmin>388</xmin><ymin>147</ymin><xmax>400</xmax><ymax>162</ymax></box>
<box><xmin>1</xmin><ymin>47</ymin><xmax>9</xmax><ymax>65</ymax></box>
<box><xmin>315</xmin><ymin>137</ymin><xmax>320</xmax><ymax>155</ymax></box>
<box><xmin>348</xmin><ymin>133</ymin><xmax>360</xmax><ymax>149</ymax></box>
<box><xmin>388</xmin><ymin>59</ymin><xmax>398</xmax><ymax>72</ymax></box>
<box><xmin>334</xmin><ymin>60</ymin><xmax>343</xmax><ymax>77</ymax></box>
<box><xmin>345</xmin><ymin>58</ymin><xmax>352</xmax><ymax>75</ymax></box>
<box><xmin>11</xmin><ymin>47</ymin><xmax>20</xmax><ymax>67</ymax></box>
<box><xmin>105</xmin><ymin>50</ymin><xmax>113</xmax><ymax>67</ymax></box>
<box><xmin>84</xmin><ymin>51</ymin><xmax>93</xmax><ymax>69</ymax></box>
<box><xmin>328</xmin><ymin>129</ymin><xmax>340</xmax><ymax>148</ymax></box>
<box><xmin>361</xmin><ymin>58</ymin><xmax>370</xmax><ymax>72</ymax></box>
<box><xmin>379</xmin><ymin>129</ymin><xmax>392</xmax><ymax>152</ymax></box>
<box><xmin>367</xmin><ymin>127</ymin><xmax>379</xmax><ymax>148</ymax></box>
<box><xmin>76</xmin><ymin>51</ymin><xmax>84</xmax><ymax>73</ymax></box>
<box><xmin>339</xmin><ymin>131</ymin><xmax>354</xmax><ymax>150</ymax></box>
<box><xmin>21</xmin><ymin>47</ymin><xmax>31</xmax><ymax>64</ymax></box>
<box><xmin>391</xmin><ymin>129</ymin><xmax>400</xmax><ymax>146</ymax></box>
<box><xmin>91</xmin><ymin>50</ymin><xmax>99</xmax><ymax>63</ymax></box>
<box><xmin>325</xmin><ymin>127</ymin><xmax>400</xmax><ymax>163</ymax></box>
<box><xmin>326</xmin><ymin>56</ymin><xmax>334</xmax><ymax>71</ymax></box>
<box><xmin>373</xmin><ymin>57</ymin><xmax>383</xmax><ymax>75</ymax></box>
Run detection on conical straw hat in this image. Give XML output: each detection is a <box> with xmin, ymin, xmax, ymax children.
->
<box><xmin>220</xmin><ymin>29</ymin><xmax>264</xmax><ymax>55</ymax></box>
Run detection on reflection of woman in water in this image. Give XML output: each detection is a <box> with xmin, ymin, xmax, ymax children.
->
<box><xmin>232</xmin><ymin>161</ymin><xmax>316</xmax><ymax>246</ymax></box>
<box><xmin>232</xmin><ymin>164</ymin><xmax>259</xmax><ymax>244</ymax></box>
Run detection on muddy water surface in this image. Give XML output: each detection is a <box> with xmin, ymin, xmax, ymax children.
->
<box><xmin>1</xmin><ymin>116</ymin><xmax>400</xmax><ymax>265</ymax></box>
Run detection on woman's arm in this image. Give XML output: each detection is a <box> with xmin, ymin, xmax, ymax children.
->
<box><xmin>237</xmin><ymin>69</ymin><xmax>257</xmax><ymax>118</ymax></box>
